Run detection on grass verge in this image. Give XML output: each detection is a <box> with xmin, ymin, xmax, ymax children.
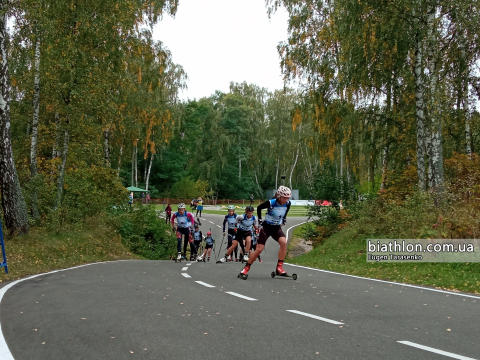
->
<box><xmin>0</xmin><ymin>220</ymin><xmax>140</xmax><ymax>283</ymax></box>
<box><xmin>287</xmin><ymin>224</ymin><xmax>480</xmax><ymax>294</ymax></box>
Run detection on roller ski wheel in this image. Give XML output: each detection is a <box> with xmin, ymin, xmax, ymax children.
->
<box><xmin>271</xmin><ymin>271</ymin><xmax>297</xmax><ymax>280</ymax></box>
<box><xmin>237</xmin><ymin>273</ymin><xmax>248</xmax><ymax>280</ymax></box>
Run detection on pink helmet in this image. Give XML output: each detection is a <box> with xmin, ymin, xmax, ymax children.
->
<box><xmin>207</xmin><ymin>231</ymin><xmax>212</xmax><ymax>236</ymax></box>
<box><xmin>276</xmin><ymin>186</ymin><xmax>291</xmax><ymax>198</ymax></box>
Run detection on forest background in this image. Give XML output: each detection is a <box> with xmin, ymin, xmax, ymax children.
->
<box><xmin>1</xmin><ymin>0</ymin><xmax>480</xmax><ymax>289</ymax></box>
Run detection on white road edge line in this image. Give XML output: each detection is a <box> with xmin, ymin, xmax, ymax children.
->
<box><xmin>181</xmin><ymin>267</ymin><xmax>188</xmax><ymax>271</ymax></box>
<box><xmin>225</xmin><ymin>292</ymin><xmax>257</xmax><ymax>301</ymax></box>
<box><xmin>285</xmin><ymin>263</ymin><xmax>480</xmax><ymax>300</ymax></box>
<box><xmin>284</xmin><ymin>220</ymin><xmax>480</xmax><ymax>300</ymax></box>
<box><xmin>0</xmin><ymin>261</ymin><xmax>140</xmax><ymax>360</ymax></box>
<box><xmin>195</xmin><ymin>281</ymin><xmax>215</xmax><ymax>288</ymax></box>
<box><xmin>397</xmin><ymin>341</ymin><xmax>476</xmax><ymax>360</ymax></box>
<box><xmin>181</xmin><ymin>273</ymin><xmax>191</xmax><ymax>278</ymax></box>
<box><xmin>286</xmin><ymin>310</ymin><xmax>344</xmax><ymax>325</ymax></box>
<box><xmin>285</xmin><ymin>221</ymin><xmax>309</xmax><ymax>243</ymax></box>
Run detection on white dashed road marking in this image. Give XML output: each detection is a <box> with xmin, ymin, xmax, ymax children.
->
<box><xmin>181</xmin><ymin>273</ymin><xmax>191</xmax><ymax>278</ymax></box>
<box><xmin>216</xmin><ymin>225</ymin><xmax>221</xmax><ymax>228</ymax></box>
<box><xmin>181</xmin><ymin>267</ymin><xmax>188</xmax><ymax>271</ymax></box>
<box><xmin>397</xmin><ymin>341</ymin><xmax>476</xmax><ymax>360</ymax></box>
<box><xmin>286</xmin><ymin>310</ymin><xmax>344</xmax><ymax>325</ymax></box>
<box><xmin>186</xmin><ymin>263</ymin><xmax>192</xmax><ymax>266</ymax></box>
<box><xmin>195</xmin><ymin>281</ymin><xmax>215</xmax><ymax>288</ymax></box>
<box><xmin>225</xmin><ymin>292</ymin><xmax>257</xmax><ymax>301</ymax></box>
<box><xmin>208</xmin><ymin>221</ymin><xmax>214</xmax><ymax>224</ymax></box>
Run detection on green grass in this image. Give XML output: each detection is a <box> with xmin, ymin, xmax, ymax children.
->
<box><xmin>0</xmin><ymin>219</ymin><xmax>140</xmax><ymax>283</ymax></box>
<box><xmin>287</xmin><ymin>224</ymin><xmax>480</xmax><ymax>294</ymax></box>
<box><xmin>152</xmin><ymin>203</ymin><xmax>308</xmax><ymax>216</ymax></box>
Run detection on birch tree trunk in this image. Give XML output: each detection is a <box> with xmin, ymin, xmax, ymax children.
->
<box><xmin>254</xmin><ymin>170</ymin><xmax>263</xmax><ymax>196</ymax></box>
<box><xmin>52</xmin><ymin>112</ymin><xmax>61</xmax><ymax>159</ymax></box>
<box><xmin>54</xmin><ymin>119</ymin><xmax>69</xmax><ymax>210</ymax></box>
<box><xmin>275</xmin><ymin>157</ymin><xmax>279</xmax><ymax>189</ymax></box>
<box><xmin>460</xmin><ymin>38</ymin><xmax>471</xmax><ymax>157</ymax></box>
<box><xmin>340</xmin><ymin>142</ymin><xmax>344</xmax><ymax>198</ymax></box>
<box><xmin>145</xmin><ymin>153</ymin><xmax>154</xmax><ymax>191</ymax></box>
<box><xmin>104</xmin><ymin>129</ymin><xmax>110</xmax><ymax>167</ymax></box>
<box><xmin>380</xmin><ymin>144</ymin><xmax>389</xmax><ymax>190</ymax></box>
<box><xmin>134</xmin><ymin>146</ymin><xmax>138</xmax><ymax>187</ymax></box>
<box><xmin>414</xmin><ymin>8</ymin><xmax>426</xmax><ymax>191</ymax></box>
<box><xmin>289</xmin><ymin>145</ymin><xmax>299</xmax><ymax>189</ymax></box>
<box><xmin>238</xmin><ymin>155</ymin><xmax>241</xmax><ymax>180</ymax></box>
<box><xmin>426</xmin><ymin>123</ymin><xmax>434</xmax><ymax>189</ymax></box>
<box><xmin>30</xmin><ymin>36</ymin><xmax>41</xmax><ymax>219</ymax></box>
<box><xmin>0</xmin><ymin>4</ymin><xmax>29</xmax><ymax>235</ymax></box>
<box><xmin>426</xmin><ymin>6</ymin><xmax>444</xmax><ymax>193</ymax></box>
<box><xmin>131</xmin><ymin>146</ymin><xmax>135</xmax><ymax>186</ymax></box>
<box><xmin>117</xmin><ymin>145</ymin><xmax>123</xmax><ymax>175</ymax></box>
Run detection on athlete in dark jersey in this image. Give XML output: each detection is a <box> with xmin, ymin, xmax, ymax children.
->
<box><xmin>223</xmin><ymin>205</ymin><xmax>237</xmax><ymax>261</ymax></box>
<box><xmin>171</xmin><ymin>203</ymin><xmax>196</xmax><ymax>260</ymax></box>
<box><xmin>192</xmin><ymin>225</ymin><xmax>203</xmax><ymax>255</ymax></box>
<box><xmin>239</xmin><ymin>186</ymin><xmax>291</xmax><ymax>277</ymax></box>
<box><xmin>218</xmin><ymin>206</ymin><xmax>258</xmax><ymax>263</ymax></box>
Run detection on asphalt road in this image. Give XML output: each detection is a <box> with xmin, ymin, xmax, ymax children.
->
<box><xmin>0</xmin><ymin>213</ymin><xmax>479</xmax><ymax>359</ymax></box>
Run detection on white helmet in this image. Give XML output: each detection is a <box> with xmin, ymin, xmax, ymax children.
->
<box><xmin>178</xmin><ymin>203</ymin><xmax>186</xmax><ymax>209</ymax></box>
<box><xmin>228</xmin><ymin>205</ymin><xmax>235</xmax><ymax>210</ymax></box>
<box><xmin>276</xmin><ymin>186</ymin><xmax>291</xmax><ymax>198</ymax></box>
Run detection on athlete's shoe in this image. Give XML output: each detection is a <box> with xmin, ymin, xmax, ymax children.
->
<box><xmin>217</xmin><ymin>255</ymin><xmax>228</xmax><ymax>263</ymax></box>
<box><xmin>276</xmin><ymin>261</ymin><xmax>287</xmax><ymax>275</ymax></box>
<box><xmin>243</xmin><ymin>253</ymin><xmax>249</xmax><ymax>262</ymax></box>
<box><xmin>259</xmin><ymin>259</ymin><xmax>263</xmax><ymax>263</ymax></box>
<box><xmin>240</xmin><ymin>263</ymin><xmax>251</xmax><ymax>275</ymax></box>
<box><xmin>176</xmin><ymin>252</ymin><xmax>182</xmax><ymax>260</ymax></box>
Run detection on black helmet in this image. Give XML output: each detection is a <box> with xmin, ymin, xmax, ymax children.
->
<box><xmin>246</xmin><ymin>206</ymin><xmax>254</xmax><ymax>212</ymax></box>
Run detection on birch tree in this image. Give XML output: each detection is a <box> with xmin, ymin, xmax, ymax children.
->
<box><xmin>0</xmin><ymin>0</ymin><xmax>29</xmax><ymax>234</ymax></box>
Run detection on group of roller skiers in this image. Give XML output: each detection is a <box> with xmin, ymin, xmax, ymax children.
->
<box><xmin>170</xmin><ymin>185</ymin><xmax>292</xmax><ymax>279</ymax></box>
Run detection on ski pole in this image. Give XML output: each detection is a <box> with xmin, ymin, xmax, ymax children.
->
<box><xmin>215</xmin><ymin>233</ymin><xmax>226</xmax><ymax>262</ymax></box>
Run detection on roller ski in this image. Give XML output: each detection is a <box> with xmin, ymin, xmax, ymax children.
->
<box><xmin>271</xmin><ymin>261</ymin><xmax>297</xmax><ymax>280</ymax></box>
<box><xmin>197</xmin><ymin>253</ymin><xmax>205</xmax><ymax>262</ymax></box>
<box><xmin>216</xmin><ymin>255</ymin><xmax>227</xmax><ymax>264</ymax></box>
<box><xmin>237</xmin><ymin>263</ymin><xmax>250</xmax><ymax>280</ymax></box>
<box><xmin>174</xmin><ymin>252</ymin><xmax>183</xmax><ymax>263</ymax></box>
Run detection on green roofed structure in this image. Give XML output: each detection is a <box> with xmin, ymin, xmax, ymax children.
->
<box><xmin>126</xmin><ymin>186</ymin><xmax>148</xmax><ymax>192</ymax></box>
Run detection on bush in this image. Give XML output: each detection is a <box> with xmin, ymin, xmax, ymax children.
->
<box><xmin>108</xmin><ymin>205</ymin><xmax>176</xmax><ymax>260</ymax></box>
<box><xmin>305</xmin><ymin>203</ymin><xmax>348</xmax><ymax>246</ymax></box>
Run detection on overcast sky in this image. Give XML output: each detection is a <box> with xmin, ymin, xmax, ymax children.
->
<box><xmin>152</xmin><ymin>0</ymin><xmax>290</xmax><ymax>101</ymax></box>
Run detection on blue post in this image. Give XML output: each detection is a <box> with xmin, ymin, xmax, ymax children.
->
<box><xmin>0</xmin><ymin>217</ymin><xmax>8</xmax><ymax>274</ymax></box>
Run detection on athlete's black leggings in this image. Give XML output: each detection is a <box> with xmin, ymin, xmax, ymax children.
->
<box><xmin>227</xmin><ymin>231</ymin><xmax>245</xmax><ymax>259</ymax></box>
<box><xmin>177</xmin><ymin>228</ymin><xmax>195</xmax><ymax>255</ymax></box>
<box><xmin>196</xmin><ymin>209</ymin><xmax>202</xmax><ymax>217</ymax></box>
<box><xmin>194</xmin><ymin>240</ymin><xmax>202</xmax><ymax>253</ymax></box>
